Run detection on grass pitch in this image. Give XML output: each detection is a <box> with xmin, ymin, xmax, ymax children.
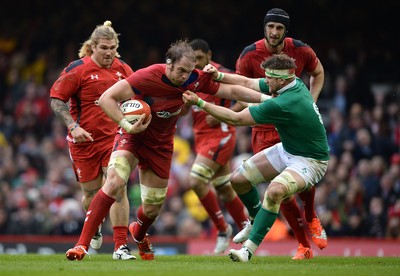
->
<box><xmin>0</xmin><ymin>254</ymin><xmax>399</xmax><ymax>276</ymax></box>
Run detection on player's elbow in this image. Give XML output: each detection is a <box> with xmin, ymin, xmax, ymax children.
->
<box><xmin>225</xmin><ymin>115</ymin><xmax>247</xmax><ymax>126</ymax></box>
<box><xmin>98</xmin><ymin>93</ymin><xmax>109</xmax><ymax>110</ymax></box>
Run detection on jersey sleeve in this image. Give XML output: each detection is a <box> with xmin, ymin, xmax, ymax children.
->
<box><xmin>196</xmin><ymin>70</ymin><xmax>220</xmax><ymax>95</ymax></box>
<box><xmin>249</xmin><ymin>100</ymin><xmax>285</xmax><ymax>125</ymax></box>
<box><xmin>258</xmin><ymin>78</ymin><xmax>269</xmax><ymax>94</ymax></box>
<box><xmin>50</xmin><ymin>65</ymin><xmax>81</xmax><ymax>102</ymax></box>
<box><xmin>126</xmin><ymin>67</ymin><xmax>146</xmax><ymax>87</ymax></box>
<box><xmin>303</xmin><ymin>47</ymin><xmax>319</xmax><ymax>73</ymax></box>
<box><xmin>235</xmin><ymin>53</ymin><xmax>251</xmax><ymax>76</ymax></box>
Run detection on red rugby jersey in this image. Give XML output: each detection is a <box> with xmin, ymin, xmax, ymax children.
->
<box><xmin>50</xmin><ymin>56</ymin><xmax>134</xmax><ymax>141</ymax></box>
<box><xmin>236</xmin><ymin>37</ymin><xmax>319</xmax><ymax>131</ymax></box>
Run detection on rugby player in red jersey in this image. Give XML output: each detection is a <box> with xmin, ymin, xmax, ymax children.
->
<box><xmin>186</xmin><ymin>39</ymin><xmax>248</xmax><ymax>254</ymax></box>
<box><xmin>65</xmin><ymin>39</ymin><xmax>269</xmax><ymax>261</ymax></box>
<box><xmin>50</xmin><ymin>21</ymin><xmax>136</xmax><ymax>260</ymax></box>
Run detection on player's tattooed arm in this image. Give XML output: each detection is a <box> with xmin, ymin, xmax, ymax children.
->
<box><xmin>50</xmin><ymin>98</ymin><xmax>75</xmax><ymax>127</ymax></box>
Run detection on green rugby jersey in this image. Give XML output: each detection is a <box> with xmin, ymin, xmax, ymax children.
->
<box><xmin>249</xmin><ymin>78</ymin><xmax>330</xmax><ymax>160</ymax></box>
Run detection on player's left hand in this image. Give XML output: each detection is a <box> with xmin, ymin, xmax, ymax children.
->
<box><xmin>182</xmin><ymin>90</ymin><xmax>199</xmax><ymax>105</ymax></box>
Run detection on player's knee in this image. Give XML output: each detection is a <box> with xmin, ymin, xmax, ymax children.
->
<box><xmin>140</xmin><ymin>184</ymin><xmax>168</xmax><ymax>205</ymax></box>
<box><xmin>238</xmin><ymin>158</ymin><xmax>265</xmax><ymax>185</ymax></box>
<box><xmin>262</xmin><ymin>190</ymin><xmax>280</xmax><ymax>213</ymax></box>
<box><xmin>229</xmin><ymin>170</ymin><xmax>241</xmax><ymax>190</ymax></box>
<box><xmin>210</xmin><ymin>174</ymin><xmax>231</xmax><ymax>189</ymax></box>
<box><xmin>271</xmin><ymin>171</ymin><xmax>299</xmax><ymax>198</ymax></box>
<box><xmin>266</xmin><ymin>184</ymin><xmax>286</xmax><ymax>202</ymax></box>
<box><xmin>229</xmin><ymin>170</ymin><xmax>251</xmax><ymax>194</ymax></box>
<box><xmin>82</xmin><ymin>188</ymin><xmax>99</xmax><ymax>200</ymax></box>
<box><xmin>107</xmin><ymin>156</ymin><xmax>131</xmax><ymax>184</ymax></box>
<box><xmin>190</xmin><ymin>163</ymin><xmax>215</xmax><ymax>188</ymax></box>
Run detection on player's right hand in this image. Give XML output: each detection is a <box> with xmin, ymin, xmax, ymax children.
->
<box><xmin>70</xmin><ymin>126</ymin><xmax>94</xmax><ymax>143</ymax></box>
<box><xmin>203</xmin><ymin>64</ymin><xmax>219</xmax><ymax>79</ymax></box>
<box><xmin>128</xmin><ymin>113</ymin><xmax>152</xmax><ymax>134</ymax></box>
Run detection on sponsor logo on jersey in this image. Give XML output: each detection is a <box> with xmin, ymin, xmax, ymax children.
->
<box><xmin>156</xmin><ymin>108</ymin><xmax>182</xmax><ymax>118</ymax></box>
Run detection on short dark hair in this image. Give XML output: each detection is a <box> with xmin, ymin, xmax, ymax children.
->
<box><xmin>261</xmin><ymin>54</ymin><xmax>296</xmax><ymax>70</ymax></box>
<box><xmin>189</xmin><ymin>38</ymin><xmax>210</xmax><ymax>53</ymax></box>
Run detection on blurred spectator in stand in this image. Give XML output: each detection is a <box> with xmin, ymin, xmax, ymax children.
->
<box><xmin>365</xmin><ymin>197</ymin><xmax>387</xmax><ymax>238</ymax></box>
<box><xmin>177</xmin><ymin>216</ymin><xmax>204</xmax><ymax>238</ymax></box>
<box><xmin>389</xmin><ymin>154</ymin><xmax>400</xmax><ymax>195</ymax></box>
<box><xmin>375</xmin><ymin>172</ymin><xmax>399</xmax><ymax>212</ymax></box>
<box><xmin>339</xmin><ymin>209</ymin><xmax>366</xmax><ymax>237</ymax></box>
<box><xmin>356</xmin><ymin>159</ymin><xmax>380</xmax><ymax>209</ymax></box>
<box><xmin>327</xmin><ymin>107</ymin><xmax>351</xmax><ymax>156</ymax></box>
<box><xmin>387</xmin><ymin>199</ymin><xmax>400</xmax><ymax>239</ymax></box>
<box><xmin>153</xmin><ymin>211</ymin><xmax>178</xmax><ymax>236</ymax></box>
<box><xmin>0</xmin><ymin>208</ymin><xmax>9</xmax><ymax>234</ymax></box>
<box><xmin>352</xmin><ymin>128</ymin><xmax>376</xmax><ymax>162</ymax></box>
<box><xmin>332</xmin><ymin>75</ymin><xmax>348</xmax><ymax>115</ymax></box>
<box><xmin>153</xmin><ymin>195</ymin><xmax>190</xmax><ymax>236</ymax></box>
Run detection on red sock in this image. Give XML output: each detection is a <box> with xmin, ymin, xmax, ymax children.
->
<box><xmin>199</xmin><ymin>190</ymin><xmax>227</xmax><ymax>232</ymax></box>
<box><xmin>298</xmin><ymin>186</ymin><xmax>316</xmax><ymax>223</ymax></box>
<box><xmin>76</xmin><ymin>189</ymin><xmax>115</xmax><ymax>248</ymax></box>
<box><xmin>224</xmin><ymin>196</ymin><xmax>248</xmax><ymax>230</ymax></box>
<box><xmin>113</xmin><ymin>226</ymin><xmax>128</xmax><ymax>250</ymax></box>
<box><xmin>280</xmin><ymin>197</ymin><xmax>310</xmax><ymax>248</ymax></box>
<box><xmin>133</xmin><ymin>205</ymin><xmax>155</xmax><ymax>241</ymax></box>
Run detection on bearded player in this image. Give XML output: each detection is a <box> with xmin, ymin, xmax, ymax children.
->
<box><xmin>233</xmin><ymin>8</ymin><xmax>327</xmax><ymax>259</ymax></box>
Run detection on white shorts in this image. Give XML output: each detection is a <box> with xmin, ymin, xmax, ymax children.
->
<box><xmin>264</xmin><ymin>143</ymin><xmax>328</xmax><ymax>190</ymax></box>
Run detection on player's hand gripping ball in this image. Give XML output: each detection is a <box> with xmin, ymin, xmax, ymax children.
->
<box><xmin>120</xmin><ymin>99</ymin><xmax>151</xmax><ymax>123</ymax></box>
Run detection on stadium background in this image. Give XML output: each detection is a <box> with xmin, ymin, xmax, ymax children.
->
<box><xmin>0</xmin><ymin>0</ymin><xmax>399</xmax><ymax>255</ymax></box>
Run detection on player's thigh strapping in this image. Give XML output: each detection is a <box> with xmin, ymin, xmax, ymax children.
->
<box><xmin>264</xmin><ymin>142</ymin><xmax>328</xmax><ymax>191</ymax></box>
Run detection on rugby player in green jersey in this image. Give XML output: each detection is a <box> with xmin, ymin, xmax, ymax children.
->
<box><xmin>182</xmin><ymin>54</ymin><xmax>329</xmax><ymax>262</ymax></box>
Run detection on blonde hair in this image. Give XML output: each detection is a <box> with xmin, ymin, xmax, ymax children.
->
<box><xmin>78</xmin><ymin>20</ymin><xmax>120</xmax><ymax>58</ymax></box>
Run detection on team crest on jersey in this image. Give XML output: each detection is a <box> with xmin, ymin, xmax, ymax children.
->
<box><xmin>77</xmin><ymin>168</ymin><xmax>82</xmax><ymax>179</ymax></box>
<box><xmin>116</xmin><ymin>71</ymin><xmax>122</xmax><ymax>80</ymax></box>
<box><xmin>120</xmin><ymin>139</ymin><xmax>128</xmax><ymax>147</ymax></box>
<box><xmin>156</xmin><ymin>108</ymin><xmax>182</xmax><ymax>118</ymax></box>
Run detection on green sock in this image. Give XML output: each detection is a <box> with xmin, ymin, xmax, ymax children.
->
<box><xmin>237</xmin><ymin>186</ymin><xmax>261</xmax><ymax>218</ymax></box>
<box><xmin>248</xmin><ymin>208</ymin><xmax>279</xmax><ymax>246</ymax></box>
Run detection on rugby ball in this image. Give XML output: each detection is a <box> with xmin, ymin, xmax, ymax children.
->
<box><xmin>120</xmin><ymin>99</ymin><xmax>151</xmax><ymax>123</ymax></box>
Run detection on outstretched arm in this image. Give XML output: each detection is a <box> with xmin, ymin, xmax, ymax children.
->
<box><xmin>204</xmin><ymin>64</ymin><xmax>270</xmax><ymax>109</ymax></box>
<box><xmin>215</xmin><ymin>82</ymin><xmax>270</xmax><ymax>103</ymax></box>
<box><xmin>182</xmin><ymin>91</ymin><xmax>257</xmax><ymax>126</ymax></box>
<box><xmin>204</xmin><ymin>64</ymin><xmax>262</xmax><ymax>91</ymax></box>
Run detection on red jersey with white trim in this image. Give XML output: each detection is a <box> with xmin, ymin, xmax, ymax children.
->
<box><xmin>126</xmin><ymin>63</ymin><xmax>220</xmax><ymax>144</ymax></box>
<box><xmin>50</xmin><ymin>56</ymin><xmax>134</xmax><ymax>142</ymax></box>
<box><xmin>192</xmin><ymin>60</ymin><xmax>234</xmax><ymax>135</ymax></box>
<box><xmin>235</xmin><ymin>37</ymin><xmax>319</xmax><ymax>132</ymax></box>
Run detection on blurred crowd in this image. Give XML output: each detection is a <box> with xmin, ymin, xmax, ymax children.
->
<box><xmin>0</xmin><ymin>1</ymin><xmax>399</xmax><ymax>241</ymax></box>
